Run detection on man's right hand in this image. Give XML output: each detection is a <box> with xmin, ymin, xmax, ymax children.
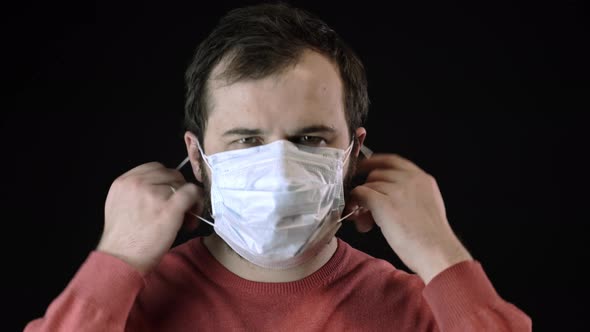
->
<box><xmin>97</xmin><ymin>162</ymin><xmax>203</xmax><ymax>275</ymax></box>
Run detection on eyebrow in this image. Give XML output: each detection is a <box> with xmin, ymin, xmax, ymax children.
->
<box><xmin>222</xmin><ymin>125</ymin><xmax>336</xmax><ymax>137</ymax></box>
<box><xmin>222</xmin><ymin>128</ymin><xmax>267</xmax><ymax>136</ymax></box>
<box><xmin>294</xmin><ymin>125</ymin><xmax>336</xmax><ymax>135</ymax></box>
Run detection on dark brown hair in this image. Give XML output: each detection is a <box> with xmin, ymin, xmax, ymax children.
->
<box><xmin>184</xmin><ymin>2</ymin><xmax>369</xmax><ymax>145</ymax></box>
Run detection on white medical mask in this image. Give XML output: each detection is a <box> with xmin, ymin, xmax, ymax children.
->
<box><xmin>178</xmin><ymin>139</ymin><xmax>356</xmax><ymax>270</ymax></box>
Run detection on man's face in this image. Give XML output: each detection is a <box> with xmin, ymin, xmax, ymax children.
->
<box><xmin>186</xmin><ymin>49</ymin><xmax>365</xmax><ymax>208</ymax></box>
<box><xmin>205</xmin><ymin>49</ymin><xmax>353</xmax><ymax>154</ymax></box>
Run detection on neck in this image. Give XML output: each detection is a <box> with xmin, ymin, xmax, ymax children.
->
<box><xmin>203</xmin><ymin>233</ymin><xmax>338</xmax><ymax>282</ymax></box>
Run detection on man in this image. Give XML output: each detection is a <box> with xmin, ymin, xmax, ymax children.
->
<box><xmin>26</xmin><ymin>3</ymin><xmax>531</xmax><ymax>331</ymax></box>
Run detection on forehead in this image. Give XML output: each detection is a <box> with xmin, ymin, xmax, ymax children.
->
<box><xmin>205</xmin><ymin>50</ymin><xmax>347</xmax><ymax>136</ymax></box>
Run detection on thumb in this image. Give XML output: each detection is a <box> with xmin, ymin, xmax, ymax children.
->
<box><xmin>351</xmin><ymin>210</ymin><xmax>375</xmax><ymax>233</ymax></box>
<box><xmin>348</xmin><ymin>185</ymin><xmax>387</xmax><ymax>233</ymax></box>
<box><xmin>349</xmin><ymin>185</ymin><xmax>388</xmax><ymax>213</ymax></box>
<box><xmin>166</xmin><ymin>183</ymin><xmax>201</xmax><ymax>221</ymax></box>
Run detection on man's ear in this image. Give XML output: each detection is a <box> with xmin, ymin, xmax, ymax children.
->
<box><xmin>184</xmin><ymin>131</ymin><xmax>204</xmax><ymax>182</ymax></box>
<box><xmin>354</xmin><ymin>127</ymin><xmax>367</xmax><ymax>158</ymax></box>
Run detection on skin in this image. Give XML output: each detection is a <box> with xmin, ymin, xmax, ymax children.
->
<box><xmin>98</xmin><ymin>49</ymin><xmax>471</xmax><ymax>284</ymax></box>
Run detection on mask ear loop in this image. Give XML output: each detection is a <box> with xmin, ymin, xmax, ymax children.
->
<box><xmin>337</xmin><ymin>207</ymin><xmax>361</xmax><ymax>222</ymax></box>
<box><xmin>176</xmin><ymin>157</ymin><xmax>190</xmax><ymax>170</ymax></box>
<box><xmin>194</xmin><ymin>139</ymin><xmax>213</xmax><ymax>170</ymax></box>
<box><xmin>340</xmin><ymin>138</ymin><xmax>363</xmax><ymax>222</ymax></box>
<box><xmin>175</xmin><ymin>138</ymin><xmax>211</xmax><ymax>170</ymax></box>
<box><xmin>174</xmin><ymin>140</ymin><xmax>215</xmax><ymax>227</ymax></box>
<box><xmin>342</xmin><ymin>140</ymin><xmax>355</xmax><ymax>165</ymax></box>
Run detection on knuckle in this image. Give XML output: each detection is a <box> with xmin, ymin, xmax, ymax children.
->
<box><xmin>404</xmin><ymin>171</ymin><xmax>418</xmax><ymax>182</ymax></box>
<box><xmin>111</xmin><ymin>175</ymin><xmax>125</xmax><ymax>188</ymax></box>
<box><xmin>171</xmin><ymin>169</ymin><xmax>186</xmax><ymax>181</ymax></box>
<box><xmin>129</xmin><ymin>176</ymin><xmax>144</xmax><ymax>186</ymax></box>
<box><xmin>126</xmin><ymin>177</ymin><xmax>146</xmax><ymax>192</ymax></box>
<box><xmin>185</xmin><ymin>182</ymin><xmax>198</xmax><ymax>191</ymax></box>
<box><xmin>173</xmin><ymin>187</ymin><xmax>190</xmax><ymax>200</ymax></box>
<box><xmin>113</xmin><ymin>175</ymin><xmax>140</xmax><ymax>190</ymax></box>
<box><xmin>415</xmin><ymin>172</ymin><xmax>437</xmax><ymax>188</ymax></box>
<box><xmin>146</xmin><ymin>161</ymin><xmax>165</xmax><ymax>168</ymax></box>
<box><xmin>389</xmin><ymin>153</ymin><xmax>402</xmax><ymax>159</ymax></box>
<box><xmin>424</xmin><ymin>173</ymin><xmax>437</xmax><ymax>184</ymax></box>
<box><xmin>388</xmin><ymin>154</ymin><xmax>410</xmax><ymax>168</ymax></box>
<box><xmin>386</xmin><ymin>154</ymin><xmax>400</xmax><ymax>164</ymax></box>
<box><xmin>391</xmin><ymin>153</ymin><xmax>407</xmax><ymax>162</ymax></box>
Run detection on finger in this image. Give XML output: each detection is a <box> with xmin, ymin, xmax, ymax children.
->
<box><xmin>349</xmin><ymin>184</ymin><xmax>389</xmax><ymax>213</ymax></box>
<box><xmin>149</xmin><ymin>183</ymin><xmax>182</xmax><ymax>199</ymax></box>
<box><xmin>361</xmin><ymin>181</ymin><xmax>396</xmax><ymax>197</ymax></box>
<box><xmin>165</xmin><ymin>183</ymin><xmax>201</xmax><ymax>223</ymax></box>
<box><xmin>141</xmin><ymin>169</ymin><xmax>186</xmax><ymax>186</ymax></box>
<box><xmin>343</xmin><ymin>199</ymin><xmax>359</xmax><ymax>216</ymax></box>
<box><xmin>366</xmin><ymin>169</ymin><xmax>407</xmax><ymax>183</ymax></box>
<box><xmin>356</xmin><ymin>154</ymin><xmax>419</xmax><ymax>174</ymax></box>
<box><xmin>181</xmin><ymin>210</ymin><xmax>201</xmax><ymax>232</ymax></box>
<box><xmin>121</xmin><ymin>162</ymin><xmax>167</xmax><ymax>178</ymax></box>
<box><xmin>354</xmin><ymin>212</ymin><xmax>375</xmax><ymax>233</ymax></box>
<box><xmin>179</xmin><ymin>192</ymin><xmax>205</xmax><ymax>232</ymax></box>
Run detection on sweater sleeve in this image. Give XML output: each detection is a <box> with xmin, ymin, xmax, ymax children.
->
<box><xmin>24</xmin><ymin>251</ymin><xmax>145</xmax><ymax>332</ymax></box>
<box><xmin>422</xmin><ymin>260</ymin><xmax>532</xmax><ymax>332</ymax></box>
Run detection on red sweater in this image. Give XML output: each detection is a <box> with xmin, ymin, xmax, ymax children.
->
<box><xmin>25</xmin><ymin>237</ymin><xmax>531</xmax><ymax>331</ymax></box>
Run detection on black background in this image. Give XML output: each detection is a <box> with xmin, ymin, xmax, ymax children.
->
<box><xmin>3</xmin><ymin>1</ymin><xmax>588</xmax><ymax>331</ymax></box>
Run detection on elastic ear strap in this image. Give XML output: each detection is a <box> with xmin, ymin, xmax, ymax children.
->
<box><xmin>176</xmin><ymin>157</ymin><xmax>190</xmax><ymax>170</ymax></box>
<box><xmin>342</xmin><ymin>140</ymin><xmax>355</xmax><ymax>165</ymax></box>
<box><xmin>170</xmin><ymin>180</ymin><xmax>215</xmax><ymax>227</ymax></box>
<box><xmin>189</xmin><ymin>211</ymin><xmax>215</xmax><ymax>227</ymax></box>
<box><xmin>193</xmin><ymin>139</ymin><xmax>213</xmax><ymax>169</ymax></box>
<box><xmin>360</xmin><ymin>145</ymin><xmax>373</xmax><ymax>159</ymax></box>
<box><xmin>338</xmin><ymin>206</ymin><xmax>360</xmax><ymax>222</ymax></box>
<box><xmin>175</xmin><ymin>138</ymin><xmax>212</xmax><ymax>170</ymax></box>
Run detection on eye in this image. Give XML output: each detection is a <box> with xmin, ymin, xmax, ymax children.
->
<box><xmin>297</xmin><ymin>135</ymin><xmax>327</xmax><ymax>146</ymax></box>
<box><xmin>235</xmin><ymin>137</ymin><xmax>262</xmax><ymax>146</ymax></box>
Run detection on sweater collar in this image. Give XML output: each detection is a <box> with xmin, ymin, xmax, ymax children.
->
<box><xmin>190</xmin><ymin>236</ymin><xmax>350</xmax><ymax>295</ymax></box>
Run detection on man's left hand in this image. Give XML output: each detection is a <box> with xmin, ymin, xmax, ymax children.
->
<box><xmin>346</xmin><ymin>154</ymin><xmax>473</xmax><ymax>284</ymax></box>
